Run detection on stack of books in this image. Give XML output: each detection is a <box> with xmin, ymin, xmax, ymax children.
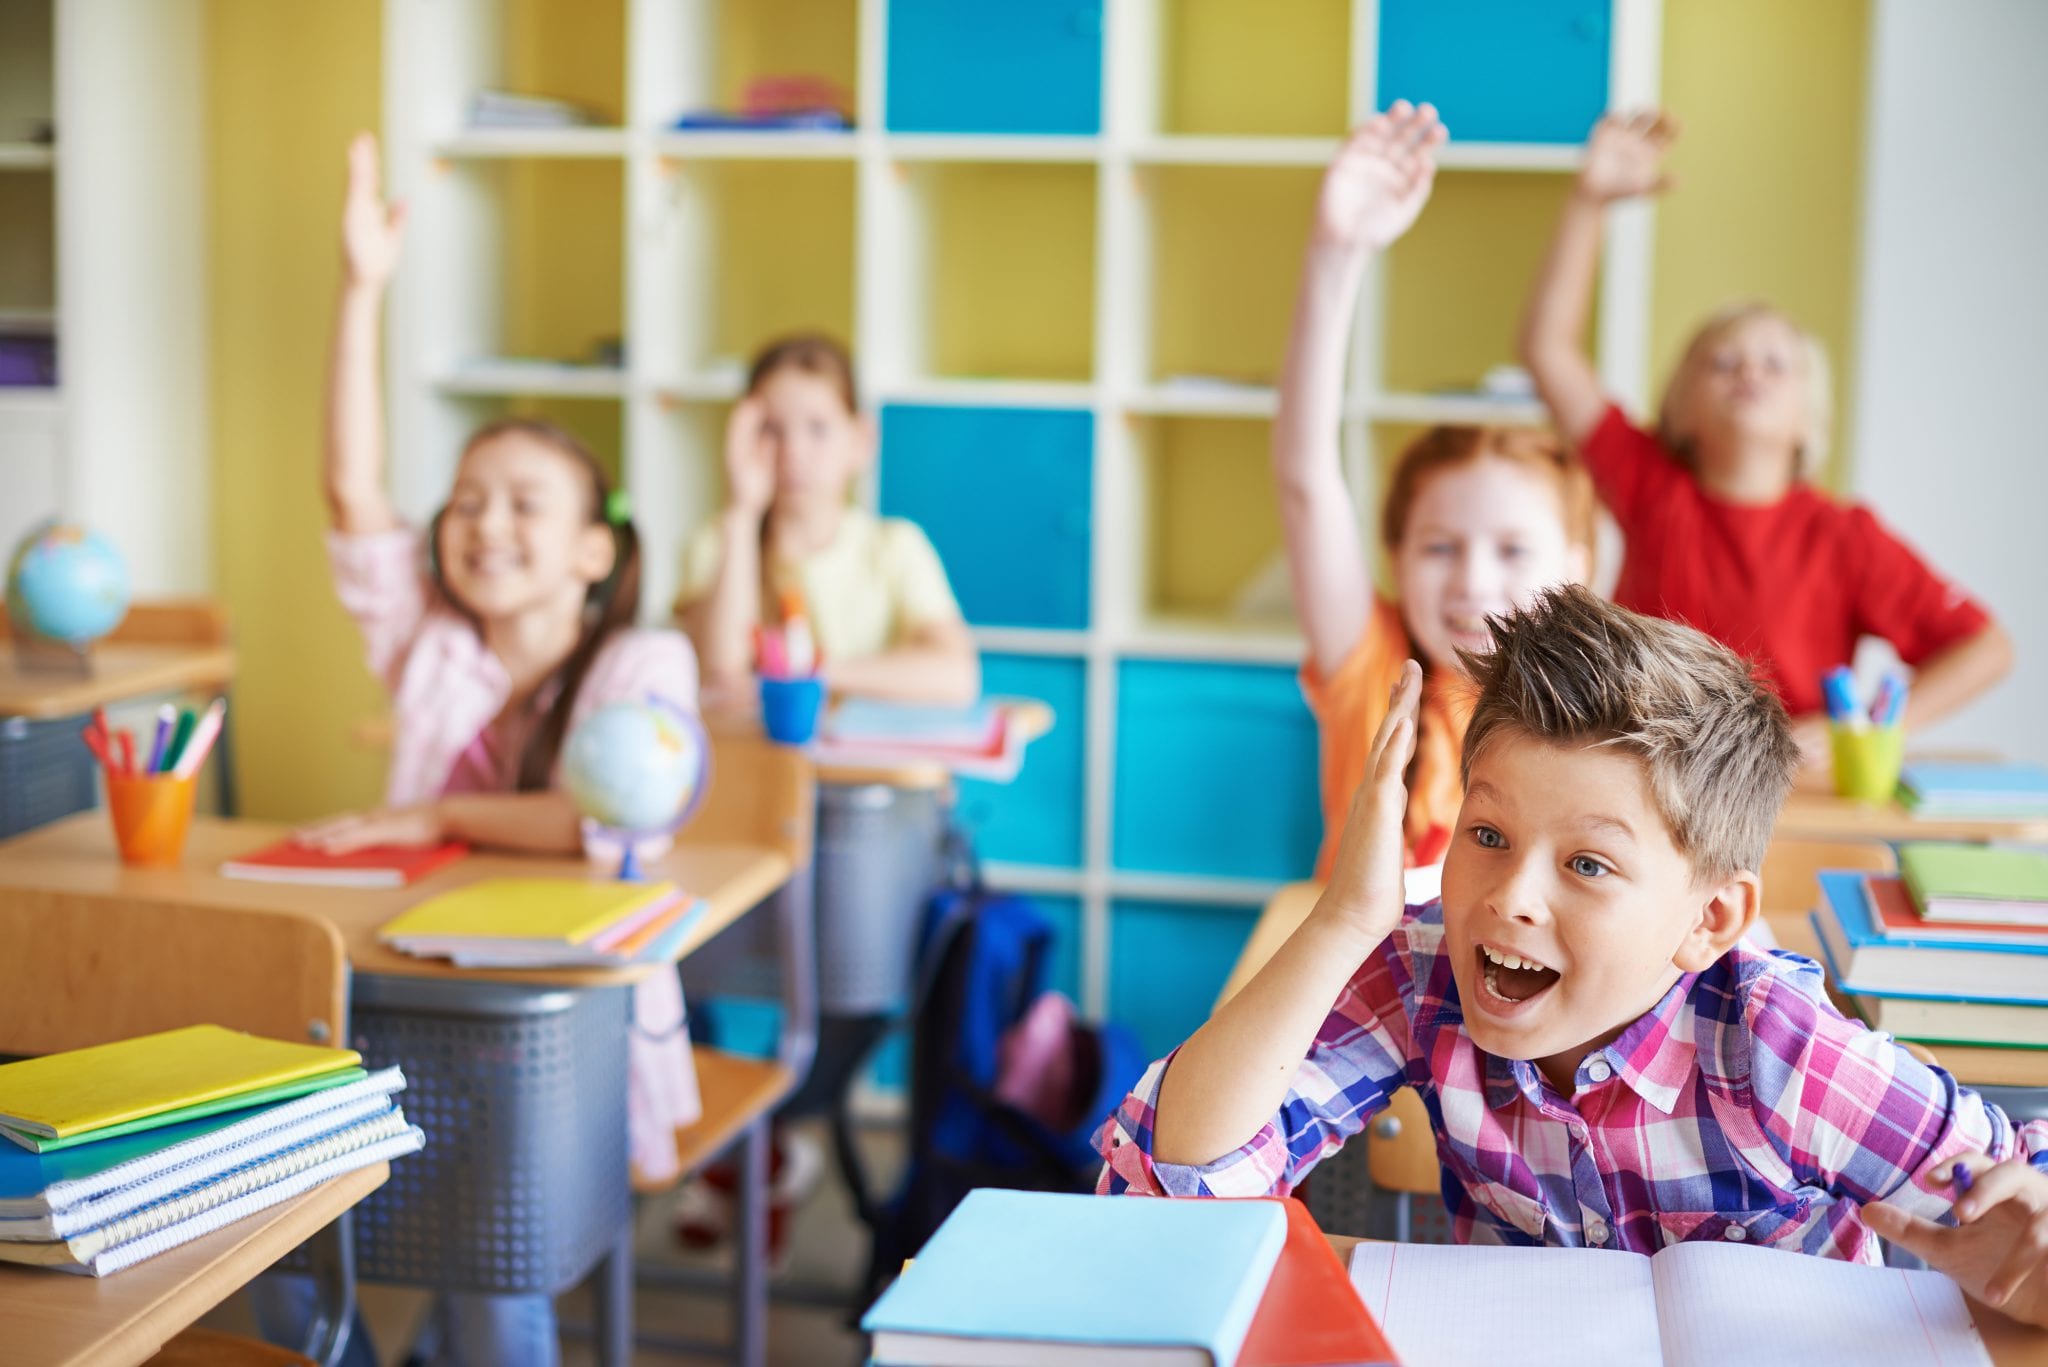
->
<box><xmin>467</xmin><ymin>89</ymin><xmax>595</xmax><ymax>130</ymax></box>
<box><xmin>861</xmin><ymin>1190</ymin><xmax>1397</xmax><ymax>1365</ymax></box>
<box><xmin>1899</xmin><ymin>760</ymin><xmax>2048</xmax><ymax>820</ymax></box>
<box><xmin>811</xmin><ymin>699</ymin><xmax>1028</xmax><ymax>781</ymax></box>
<box><xmin>379</xmin><ymin>878</ymin><xmax>705</xmax><ymax>969</ymax></box>
<box><xmin>0</xmin><ymin>1025</ymin><xmax>421</xmax><ymax>1276</ymax></box>
<box><xmin>1809</xmin><ymin>844</ymin><xmax>2048</xmax><ymax>1048</ymax></box>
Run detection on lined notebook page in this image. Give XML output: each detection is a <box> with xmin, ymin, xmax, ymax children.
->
<box><xmin>1654</xmin><ymin>1242</ymin><xmax>1991</xmax><ymax>1367</ymax></box>
<box><xmin>1348</xmin><ymin>1243</ymin><xmax>1664</xmax><ymax>1366</ymax></box>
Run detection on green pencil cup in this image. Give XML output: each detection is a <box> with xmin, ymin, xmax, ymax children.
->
<box><xmin>1830</xmin><ymin>723</ymin><xmax>1905</xmax><ymax>804</ymax></box>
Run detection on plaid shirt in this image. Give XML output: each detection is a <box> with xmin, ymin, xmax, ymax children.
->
<box><xmin>1097</xmin><ymin>901</ymin><xmax>2048</xmax><ymax>1263</ymax></box>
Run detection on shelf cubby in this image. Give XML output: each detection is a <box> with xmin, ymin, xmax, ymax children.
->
<box><xmin>1377</xmin><ymin>0</ymin><xmax>1609</xmax><ymax>146</ymax></box>
<box><xmin>955</xmin><ymin>652</ymin><xmax>1089</xmax><ymax>871</ymax></box>
<box><xmin>1140</xmin><ymin>0</ymin><xmax>1350</xmax><ymax>141</ymax></box>
<box><xmin>1109</xmin><ymin>896</ymin><xmax>1263</xmax><ymax>1059</ymax></box>
<box><xmin>1129</xmin><ymin>415</ymin><xmax>1288</xmax><ymax>632</ymax></box>
<box><xmin>632</xmin><ymin>0</ymin><xmax>859</xmax><ymax>133</ymax></box>
<box><xmin>885</xmin><ymin>0</ymin><xmax>1102</xmax><ymax>136</ymax></box>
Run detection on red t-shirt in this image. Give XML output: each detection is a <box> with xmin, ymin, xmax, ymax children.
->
<box><xmin>1581</xmin><ymin>405</ymin><xmax>1990</xmax><ymax>717</ymax></box>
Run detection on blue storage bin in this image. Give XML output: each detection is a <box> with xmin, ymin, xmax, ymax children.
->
<box><xmin>879</xmin><ymin>404</ymin><xmax>1092</xmax><ymax>631</ymax></box>
<box><xmin>956</xmin><ymin>654</ymin><xmax>1087</xmax><ymax>869</ymax></box>
<box><xmin>0</xmin><ymin>714</ymin><xmax>97</xmax><ymax>839</ymax></box>
<box><xmin>1112</xmin><ymin>660</ymin><xmax>1320</xmax><ymax>881</ymax></box>
<box><xmin>886</xmin><ymin>0</ymin><xmax>1103</xmax><ymax>135</ymax></box>
<box><xmin>1109</xmin><ymin>898</ymin><xmax>1260</xmax><ymax>1061</ymax></box>
<box><xmin>1378</xmin><ymin>0</ymin><xmax>1609</xmax><ymax>145</ymax></box>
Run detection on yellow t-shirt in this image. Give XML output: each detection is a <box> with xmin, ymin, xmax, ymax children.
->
<box><xmin>676</xmin><ymin>506</ymin><xmax>964</xmax><ymax>662</ymax></box>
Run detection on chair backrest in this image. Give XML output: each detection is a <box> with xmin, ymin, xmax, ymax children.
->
<box><xmin>685</xmin><ymin>727</ymin><xmax>817</xmax><ymax>869</ymax></box>
<box><xmin>1760</xmin><ymin>837</ymin><xmax>1897</xmax><ymax>915</ymax></box>
<box><xmin>0</xmin><ymin>891</ymin><xmax>347</xmax><ymax>1057</ymax></box>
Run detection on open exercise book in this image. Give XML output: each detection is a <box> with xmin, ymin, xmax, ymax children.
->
<box><xmin>1348</xmin><ymin>1242</ymin><xmax>1990</xmax><ymax>1367</ymax></box>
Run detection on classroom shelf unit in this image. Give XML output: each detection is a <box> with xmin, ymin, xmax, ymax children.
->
<box><xmin>384</xmin><ymin>0</ymin><xmax>1661</xmax><ymax>1054</ymax></box>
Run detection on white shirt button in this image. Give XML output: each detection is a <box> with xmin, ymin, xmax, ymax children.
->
<box><xmin>1586</xmin><ymin>1059</ymin><xmax>1613</xmax><ymax>1083</ymax></box>
<box><xmin>1587</xmin><ymin>1220</ymin><xmax>1609</xmax><ymax>1246</ymax></box>
<box><xmin>1724</xmin><ymin>1224</ymin><xmax>1747</xmax><ymax>1242</ymax></box>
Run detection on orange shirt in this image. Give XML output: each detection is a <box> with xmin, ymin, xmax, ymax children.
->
<box><xmin>1300</xmin><ymin>596</ymin><xmax>1473</xmax><ymax>880</ymax></box>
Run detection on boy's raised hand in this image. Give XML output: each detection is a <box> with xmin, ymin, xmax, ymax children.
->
<box><xmin>1320</xmin><ymin>660</ymin><xmax>1422</xmax><ymax>944</ymax></box>
<box><xmin>341</xmin><ymin>132</ymin><xmax>408</xmax><ymax>291</ymax></box>
<box><xmin>1314</xmin><ymin>101</ymin><xmax>1446</xmax><ymax>253</ymax></box>
<box><xmin>1863</xmin><ymin>1155</ymin><xmax>2048</xmax><ymax>1326</ymax></box>
<box><xmin>1577</xmin><ymin>110</ymin><xmax>1679</xmax><ymax>204</ymax></box>
<box><xmin>722</xmin><ymin>396</ymin><xmax>776</xmax><ymax>518</ymax></box>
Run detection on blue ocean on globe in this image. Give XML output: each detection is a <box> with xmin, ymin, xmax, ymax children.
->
<box><xmin>563</xmin><ymin>698</ymin><xmax>708</xmax><ymax>835</ymax></box>
<box><xmin>5</xmin><ymin>521</ymin><xmax>130</xmax><ymax>645</ymax></box>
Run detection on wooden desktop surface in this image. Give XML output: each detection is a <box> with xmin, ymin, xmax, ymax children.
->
<box><xmin>0</xmin><ymin>814</ymin><xmax>792</xmax><ymax>988</ymax></box>
<box><xmin>0</xmin><ymin>643</ymin><xmax>238</xmax><ymax>721</ymax></box>
<box><xmin>1775</xmin><ymin>789</ymin><xmax>2048</xmax><ymax>844</ymax></box>
<box><xmin>1323</xmin><ymin>1234</ymin><xmax>2048</xmax><ymax>1365</ymax></box>
<box><xmin>2</xmin><ymin>1162</ymin><xmax>387</xmax><ymax>1367</ymax></box>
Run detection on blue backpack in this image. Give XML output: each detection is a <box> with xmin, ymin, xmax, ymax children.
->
<box><xmin>844</xmin><ymin>835</ymin><xmax>1147</xmax><ymax>1304</ymax></box>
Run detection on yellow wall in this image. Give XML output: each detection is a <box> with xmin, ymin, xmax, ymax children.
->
<box><xmin>1654</xmin><ymin>0</ymin><xmax>1869</xmax><ymax>490</ymax></box>
<box><xmin>208</xmin><ymin>0</ymin><xmax>388</xmax><ymax>819</ymax></box>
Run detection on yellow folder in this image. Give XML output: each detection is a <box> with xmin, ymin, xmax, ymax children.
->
<box><xmin>378</xmin><ymin>878</ymin><xmax>679</xmax><ymax>945</ymax></box>
<box><xmin>0</xmin><ymin>1025</ymin><xmax>361</xmax><ymax>1141</ymax></box>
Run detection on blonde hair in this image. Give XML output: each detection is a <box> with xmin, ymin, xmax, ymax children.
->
<box><xmin>1381</xmin><ymin>425</ymin><xmax>1598</xmax><ymax>570</ymax></box>
<box><xmin>1460</xmin><ymin>586</ymin><xmax>1800</xmax><ymax>881</ymax></box>
<box><xmin>1656</xmin><ymin>302</ymin><xmax>1833</xmax><ymax>481</ymax></box>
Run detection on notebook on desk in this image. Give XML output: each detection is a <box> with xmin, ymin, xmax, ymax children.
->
<box><xmin>220</xmin><ymin>837</ymin><xmax>468</xmax><ymax>888</ymax></box>
<box><xmin>1347</xmin><ymin>1241</ymin><xmax>1989</xmax><ymax>1366</ymax></box>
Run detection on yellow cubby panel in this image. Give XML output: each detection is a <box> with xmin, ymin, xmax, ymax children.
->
<box><xmin>1381</xmin><ymin>172</ymin><xmax>1592</xmax><ymax>395</ymax></box>
<box><xmin>692</xmin><ymin>161</ymin><xmax>856</xmax><ymax>366</ymax></box>
<box><xmin>506</xmin><ymin>0</ymin><xmax>627</xmax><ymax>123</ymax></box>
<box><xmin>1158</xmin><ymin>0</ymin><xmax>1350</xmax><ymax>138</ymax></box>
<box><xmin>452</xmin><ymin>395</ymin><xmax>626</xmax><ymax>489</ymax></box>
<box><xmin>712</xmin><ymin>0</ymin><xmax>860</xmax><ymax>120</ymax></box>
<box><xmin>0</xmin><ymin>173</ymin><xmax>54</xmax><ymax>311</ymax></box>
<box><xmin>493</xmin><ymin>159</ymin><xmax>625</xmax><ymax>364</ymax></box>
<box><xmin>925</xmin><ymin>164</ymin><xmax>1096</xmax><ymax>383</ymax></box>
<box><xmin>1142</xmin><ymin>416</ymin><xmax>1285</xmax><ymax>624</ymax></box>
<box><xmin>1148</xmin><ymin>166</ymin><xmax>1318</xmax><ymax>385</ymax></box>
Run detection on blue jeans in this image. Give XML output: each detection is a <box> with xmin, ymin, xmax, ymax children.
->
<box><xmin>254</xmin><ymin>1274</ymin><xmax>560</xmax><ymax>1367</ymax></box>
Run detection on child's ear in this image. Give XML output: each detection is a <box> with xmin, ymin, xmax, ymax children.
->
<box><xmin>1673</xmin><ymin>870</ymin><xmax>1758</xmax><ymax>971</ymax></box>
<box><xmin>573</xmin><ymin>522</ymin><xmax>618</xmax><ymax>585</ymax></box>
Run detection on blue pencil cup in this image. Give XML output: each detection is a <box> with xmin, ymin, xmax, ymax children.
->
<box><xmin>760</xmin><ymin>676</ymin><xmax>826</xmax><ymax>745</ymax></box>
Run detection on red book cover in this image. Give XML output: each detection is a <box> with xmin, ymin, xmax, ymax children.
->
<box><xmin>1238</xmin><ymin>1198</ymin><xmax>1402</xmax><ymax>1367</ymax></box>
<box><xmin>220</xmin><ymin>839</ymin><xmax>469</xmax><ymax>889</ymax></box>
<box><xmin>1867</xmin><ymin>874</ymin><xmax>2048</xmax><ymax>948</ymax></box>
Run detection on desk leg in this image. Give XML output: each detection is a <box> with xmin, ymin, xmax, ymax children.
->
<box><xmin>593</xmin><ymin>1221</ymin><xmax>633</xmax><ymax>1367</ymax></box>
<box><xmin>299</xmin><ymin>1208</ymin><xmax>358</xmax><ymax>1367</ymax></box>
<box><xmin>735</xmin><ymin>1120</ymin><xmax>770</xmax><ymax>1367</ymax></box>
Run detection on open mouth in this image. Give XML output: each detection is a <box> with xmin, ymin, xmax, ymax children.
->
<box><xmin>1477</xmin><ymin>943</ymin><xmax>1562</xmax><ymax>1006</ymax></box>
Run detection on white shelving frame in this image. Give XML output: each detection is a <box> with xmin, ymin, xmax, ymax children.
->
<box><xmin>384</xmin><ymin>0</ymin><xmax>1660</xmax><ymax>1017</ymax></box>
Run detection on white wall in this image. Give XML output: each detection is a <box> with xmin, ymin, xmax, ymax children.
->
<box><xmin>1853</xmin><ymin>0</ymin><xmax>2048</xmax><ymax>765</ymax></box>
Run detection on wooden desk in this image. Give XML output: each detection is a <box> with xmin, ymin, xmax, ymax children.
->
<box><xmin>1323</xmin><ymin>1234</ymin><xmax>2048</xmax><ymax>1365</ymax></box>
<box><xmin>2</xmin><ymin>1163</ymin><xmax>387</xmax><ymax>1367</ymax></box>
<box><xmin>0</xmin><ymin>644</ymin><xmax>237</xmax><ymax>722</ymax></box>
<box><xmin>0</xmin><ymin>814</ymin><xmax>793</xmax><ymax>988</ymax></box>
<box><xmin>1775</xmin><ymin>790</ymin><xmax>2048</xmax><ymax>845</ymax></box>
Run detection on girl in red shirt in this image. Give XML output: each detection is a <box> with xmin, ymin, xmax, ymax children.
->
<box><xmin>1518</xmin><ymin>110</ymin><xmax>2012</xmax><ymax>782</ymax></box>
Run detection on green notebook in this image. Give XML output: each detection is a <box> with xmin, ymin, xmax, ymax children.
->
<box><xmin>0</xmin><ymin>1069</ymin><xmax>367</xmax><ymax>1155</ymax></box>
<box><xmin>1899</xmin><ymin>842</ymin><xmax>2048</xmax><ymax>927</ymax></box>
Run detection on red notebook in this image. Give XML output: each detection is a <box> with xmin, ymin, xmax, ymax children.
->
<box><xmin>1238</xmin><ymin>1198</ymin><xmax>1402</xmax><ymax>1367</ymax></box>
<box><xmin>1867</xmin><ymin>874</ymin><xmax>2048</xmax><ymax>948</ymax></box>
<box><xmin>220</xmin><ymin>839</ymin><xmax>468</xmax><ymax>889</ymax></box>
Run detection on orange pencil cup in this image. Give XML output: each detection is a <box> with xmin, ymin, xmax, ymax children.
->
<box><xmin>106</xmin><ymin>772</ymin><xmax>199</xmax><ymax>866</ymax></box>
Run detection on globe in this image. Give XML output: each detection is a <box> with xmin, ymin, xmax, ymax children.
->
<box><xmin>5</xmin><ymin>521</ymin><xmax>130</xmax><ymax>645</ymax></box>
<box><xmin>563</xmin><ymin>697</ymin><xmax>709</xmax><ymax>839</ymax></box>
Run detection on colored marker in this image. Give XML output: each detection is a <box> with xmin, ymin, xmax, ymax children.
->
<box><xmin>146</xmin><ymin>704</ymin><xmax>177</xmax><ymax>772</ymax></box>
<box><xmin>1821</xmin><ymin>667</ymin><xmax>1859</xmax><ymax>724</ymax></box>
<box><xmin>172</xmin><ymin>699</ymin><xmax>228</xmax><ymax>780</ymax></box>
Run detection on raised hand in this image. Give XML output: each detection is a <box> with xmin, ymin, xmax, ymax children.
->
<box><xmin>1576</xmin><ymin>110</ymin><xmax>1679</xmax><ymax>204</ymax></box>
<box><xmin>722</xmin><ymin>396</ymin><xmax>776</xmax><ymax>518</ymax></box>
<box><xmin>1313</xmin><ymin>101</ymin><xmax>1447</xmax><ymax>253</ymax></box>
<box><xmin>1862</xmin><ymin>1155</ymin><xmax>2048</xmax><ymax>1326</ymax></box>
<box><xmin>1320</xmin><ymin>660</ymin><xmax>1423</xmax><ymax>943</ymax></box>
<box><xmin>340</xmin><ymin>131</ymin><xmax>408</xmax><ymax>291</ymax></box>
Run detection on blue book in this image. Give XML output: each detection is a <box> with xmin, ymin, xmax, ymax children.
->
<box><xmin>1811</xmin><ymin>872</ymin><xmax>2048</xmax><ymax>1004</ymax></box>
<box><xmin>1899</xmin><ymin>761</ymin><xmax>2048</xmax><ymax>818</ymax></box>
<box><xmin>862</xmin><ymin>1189</ymin><xmax>1287</xmax><ymax>1365</ymax></box>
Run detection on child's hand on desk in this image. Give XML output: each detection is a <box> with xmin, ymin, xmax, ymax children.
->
<box><xmin>296</xmin><ymin>803</ymin><xmax>445</xmax><ymax>854</ymax></box>
<box><xmin>1576</xmin><ymin>110</ymin><xmax>1679</xmax><ymax>205</ymax></box>
<box><xmin>1314</xmin><ymin>101</ymin><xmax>1446</xmax><ymax>254</ymax></box>
<box><xmin>1863</xmin><ymin>1155</ymin><xmax>2048</xmax><ymax>1326</ymax></box>
<box><xmin>1319</xmin><ymin>660</ymin><xmax>1421</xmax><ymax>945</ymax></box>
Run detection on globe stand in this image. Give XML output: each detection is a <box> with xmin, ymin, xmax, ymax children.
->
<box><xmin>615</xmin><ymin>839</ymin><xmax>644</xmax><ymax>883</ymax></box>
<box><xmin>7</xmin><ymin>623</ymin><xmax>94</xmax><ymax>677</ymax></box>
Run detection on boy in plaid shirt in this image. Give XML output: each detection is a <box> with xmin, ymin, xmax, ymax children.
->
<box><xmin>1099</xmin><ymin>587</ymin><xmax>2048</xmax><ymax>1323</ymax></box>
